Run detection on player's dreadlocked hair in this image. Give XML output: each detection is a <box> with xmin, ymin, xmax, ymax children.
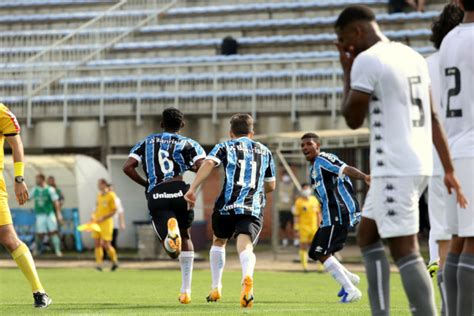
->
<box><xmin>430</xmin><ymin>4</ymin><xmax>464</xmax><ymax>50</ymax></box>
<box><xmin>230</xmin><ymin>113</ymin><xmax>254</xmax><ymax>136</ymax></box>
<box><xmin>334</xmin><ymin>5</ymin><xmax>375</xmax><ymax>29</ymax></box>
<box><xmin>301</xmin><ymin>132</ymin><xmax>320</xmax><ymax>143</ymax></box>
<box><xmin>162</xmin><ymin>107</ymin><xmax>184</xmax><ymax>132</ymax></box>
<box><xmin>461</xmin><ymin>0</ymin><xmax>474</xmax><ymax>11</ymax></box>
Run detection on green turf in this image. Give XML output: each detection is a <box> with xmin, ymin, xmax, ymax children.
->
<box><xmin>0</xmin><ymin>267</ymin><xmax>440</xmax><ymax>315</ymax></box>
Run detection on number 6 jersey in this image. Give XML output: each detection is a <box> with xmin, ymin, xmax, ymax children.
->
<box><xmin>207</xmin><ymin>136</ymin><xmax>275</xmax><ymax>218</ymax></box>
<box><xmin>350</xmin><ymin>41</ymin><xmax>433</xmax><ymax>177</ymax></box>
<box><xmin>129</xmin><ymin>132</ymin><xmax>206</xmax><ymax>192</ymax></box>
<box><xmin>438</xmin><ymin>23</ymin><xmax>474</xmax><ymax>160</ymax></box>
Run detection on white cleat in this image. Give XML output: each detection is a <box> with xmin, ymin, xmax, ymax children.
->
<box><xmin>340</xmin><ymin>288</ymin><xmax>362</xmax><ymax>303</ymax></box>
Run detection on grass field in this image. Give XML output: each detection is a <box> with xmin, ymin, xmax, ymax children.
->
<box><xmin>0</xmin><ymin>267</ymin><xmax>440</xmax><ymax>315</ymax></box>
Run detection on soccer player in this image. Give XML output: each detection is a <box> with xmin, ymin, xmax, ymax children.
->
<box><xmin>425</xmin><ymin>4</ymin><xmax>464</xmax><ymax>315</ymax></box>
<box><xmin>301</xmin><ymin>133</ymin><xmax>367</xmax><ymax>303</ymax></box>
<box><xmin>184</xmin><ymin>113</ymin><xmax>276</xmax><ymax>308</ymax></box>
<box><xmin>91</xmin><ymin>178</ymin><xmax>119</xmax><ymax>271</ymax></box>
<box><xmin>335</xmin><ymin>5</ymin><xmax>467</xmax><ymax>315</ymax></box>
<box><xmin>122</xmin><ymin>107</ymin><xmax>206</xmax><ymax>304</ymax></box>
<box><xmin>438</xmin><ymin>1</ymin><xmax>474</xmax><ymax>315</ymax></box>
<box><xmin>0</xmin><ymin>104</ymin><xmax>51</xmax><ymax>308</ymax></box>
<box><xmin>31</xmin><ymin>173</ymin><xmax>63</xmax><ymax>257</ymax></box>
<box><xmin>293</xmin><ymin>183</ymin><xmax>321</xmax><ymax>272</ymax></box>
<box><xmin>109</xmin><ymin>184</ymin><xmax>125</xmax><ymax>250</ymax></box>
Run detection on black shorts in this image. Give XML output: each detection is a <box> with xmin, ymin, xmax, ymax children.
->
<box><xmin>279</xmin><ymin>210</ymin><xmax>293</xmax><ymax>229</ymax></box>
<box><xmin>308</xmin><ymin>225</ymin><xmax>348</xmax><ymax>260</ymax></box>
<box><xmin>147</xmin><ymin>181</ymin><xmax>194</xmax><ymax>240</ymax></box>
<box><xmin>212</xmin><ymin>212</ymin><xmax>263</xmax><ymax>245</ymax></box>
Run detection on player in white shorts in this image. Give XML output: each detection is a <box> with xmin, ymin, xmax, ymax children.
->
<box><xmin>334</xmin><ymin>5</ymin><xmax>467</xmax><ymax>316</ymax></box>
<box><xmin>425</xmin><ymin>5</ymin><xmax>464</xmax><ymax>315</ymax></box>
<box><xmin>438</xmin><ymin>1</ymin><xmax>474</xmax><ymax>315</ymax></box>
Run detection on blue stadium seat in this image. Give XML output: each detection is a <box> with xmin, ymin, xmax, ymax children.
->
<box><xmin>0</xmin><ymin>0</ymin><xmax>114</xmax><ymax>9</ymax></box>
<box><xmin>11</xmin><ymin>208</ymin><xmax>36</xmax><ymax>247</ymax></box>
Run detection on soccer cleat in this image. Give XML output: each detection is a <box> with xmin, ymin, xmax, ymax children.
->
<box><xmin>206</xmin><ymin>289</ymin><xmax>222</xmax><ymax>302</ymax></box>
<box><xmin>240</xmin><ymin>276</ymin><xmax>254</xmax><ymax>308</ymax></box>
<box><xmin>166</xmin><ymin>218</ymin><xmax>182</xmax><ymax>254</ymax></box>
<box><xmin>178</xmin><ymin>293</ymin><xmax>191</xmax><ymax>304</ymax></box>
<box><xmin>96</xmin><ymin>266</ymin><xmax>103</xmax><ymax>272</ymax></box>
<box><xmin>337</xmin><ymin>287</ymin><xmax>346</xmax><ymax>298</ymax></box>
<box><xmin>111</xmin><ymin>263</ymin><xmax>119</xmax><ymax>272</ymax></box>
<box><xmin>427</xmin><ymin>261</ymin><xmax>439</xmax><ymax>278</ymax></box>
<box><xmin>33</xmin><ymin>292</ymin><xmax>52</xmax><ymax>308</ymax></box>
<box><xmin>340</xmin><ymin>288</ymin><xmax>362</xmax><ymax>303</ymax></box>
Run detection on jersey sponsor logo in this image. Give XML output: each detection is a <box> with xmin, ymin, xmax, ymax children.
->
<box><xmin>315</xmin><ymin>246</ymin><xmax>324</xmax><ymax>253</ymax></box>
<box><xmin>228</xmin><ymin>144</ymin><xmax>269</xmax><ymax>156</ymax></box>
<box><xmin>147</xmin><ymin>137</ymin><xmax>183</xmax><ymax>146</ymax></box>
<box><xmin>152</xmin><ymin>190</ymin><xmax>184</xmax><ymax>200</ymax></box>
<box><xmin>222</xmin><ymin>203</ymin><xmax>255</xmax><ymax>212</ymax></box>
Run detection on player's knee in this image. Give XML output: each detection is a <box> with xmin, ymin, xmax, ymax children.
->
<box><xmin>212</xmin><ymin>236</ymin><xmax>227</xmax><ymax>247</ymax></box>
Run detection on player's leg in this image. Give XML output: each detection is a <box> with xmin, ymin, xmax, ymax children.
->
<box><xmin>457</xmin><ymin>238</ymin><xmax>474</xmax><ymax>316</ymax></box>
<box><xmin>47</xmin><ymin>213</ymin><xmax>62</xmax><ymax>257</ymax></box>
<box><xmin>102</xmin><ymin>239</ymin><xmax>119</xmax><ymax>271</ymax></box>
<box><xmin>299</xmin><ymin>241</ymin><xmax>309</xmax><ymax>272</ymax></box>
<box><xmin>444</xmin><ymin>236</ymin><xmax>463</xmax><ymax>316</ymax></box>
<box><xmin>35</xmin><ymin>214</ymin><xmax>46</xmax><ymax>255</ymax></box>
<box><xmin>150</xmin><ymin>209</ymin><xmax>179</xmax><ymax>259</ymax></box>
<box><xmin>93</xmin><ymin>236</ymin><xmax>104</xmax><ymax>270</ymax></box>
<box><xmin>428</xmin><ymin>231</ymin><xmax>439</xmax><ymax>273</ymax></box>
<box><xmin>0</xmin><ymin>223</ymin><xmax>51</xmax><ymax>308</ymax></box>
<box><xmin>207</xmin><ymin>212</ymin><xmax>232</xmax><ymax>302</ymax></box>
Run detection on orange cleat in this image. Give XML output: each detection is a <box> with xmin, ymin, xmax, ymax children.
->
<box><xmin>166</xmin><ymin>218</ymin><xmax>181</xmax><ymax>254</ymax></box>
<box><xmin>178</xmin><ymin>293</ymin><xmax>191</xmax><ymax>304</ymax></box>
<box><xmin>240</xmin><ymin>276</ymin><xmax>254</xmax><ymax>308</ymax></box>
<box><xmin>206</xmin><ymin>288</ymin><xmax>222</xmax><ymax>303</ymax></box>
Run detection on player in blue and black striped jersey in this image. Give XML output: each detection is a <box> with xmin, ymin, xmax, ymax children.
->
<box><xmin>123</xmin><ymin>107</ymin><xmax>205</xmax><ymax>304</ymax></box>
<box><xmin>301</xmin><ymin>132</ymin><xmax>369</xmax><ymax>303</ymax></box>
<box><xmin>185</xmin><ymin>114</ymin><xmax>276</xmax><ymax>308</ymax></box>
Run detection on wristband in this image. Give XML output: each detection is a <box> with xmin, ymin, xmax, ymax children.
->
<box><xmin>14</xmin><ymin>162</ymin><xmax>24</xmax><ymax>177</ymax></box>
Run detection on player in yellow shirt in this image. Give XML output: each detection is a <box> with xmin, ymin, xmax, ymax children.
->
<box><xmin>293</xmin><ymin>183</ymin><xmax>321</xmax><ymax>272</ymax></box>
<box><xmin>0</xmin><ymin>104</ymin><xmax>51</xmax><ymax>308</ymax></box>
<box><xmin>91</xmin><ymin>178</ymin><xmax>119</xmax><ymax>271</ymax></box>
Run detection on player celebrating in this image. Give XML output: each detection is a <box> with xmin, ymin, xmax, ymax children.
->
<box><xmin>0</xmin><ymin>104</ymin><xmax>51</xmax><ymax>308</ymax></box>
<box><xmin>293</xmin><ymin>183</ymin><xmax>321</xmax><ymax>272</ymax></box>
<box><xmin>425</xmin><ymin>4</ymin><xmax>464</xmax><ymax>315</ymax></box>
<box><xmin>301</xmin><ymin>133</ymin><xmax>367</xmax><ymax>303</ymax></box>
<box><xmin>184</xmin><ymin>113</ymin><xmax>276</xmax><ymax>308</ymax></box>
<box><xmin>123</xmin><ymin>107</ymin><xmax>206</xmax><ymax>304</ymax></box>
<box><xmin>438</xmin><ymin>1</ymin><xmax>474</xmax><ymax>315</ymax></box>
<box><xmin>91</xmin><ymin>178</ymin><xmax>119</xmax><ymax>271</ymax></box>
<box><xmin>335</xmin><ymin>5</ymin><xmax>466</xmax><ymax>315</ymax></box>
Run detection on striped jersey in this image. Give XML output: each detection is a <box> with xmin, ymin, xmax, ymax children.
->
<box><xmin>207</xmin><ymin>137</ymin><xmax>275</xmax><ymax>218</ymax></box>
<box><xmin>309</xmin><ymin>152</ymin><xmax>360</xmax><ymax>227</ymax></box>
<box><xmin>129</xmin><ymin>132</ymin><xmax>206</xmax><ymax>192</ymax></box>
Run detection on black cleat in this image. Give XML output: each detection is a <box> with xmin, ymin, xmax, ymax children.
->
<box><xmin>33</xmin><ymin>292</ymin><xmax>52</xmax><ymax>308</ymax></box>
<box><xmin>96</xmin><ymin>266</ymin><xmax>103</xmax><ymax>272</ymax></box>
<box><xmin>111</xmin><ymin>263</ymin><xmax>119</xmax><ymax>272</ymax></box>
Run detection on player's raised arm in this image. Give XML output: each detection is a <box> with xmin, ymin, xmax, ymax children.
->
<box><xmin>429</xmin><ymin>90</ymin><xmax>467</xmax><ymax>208</ymax></box>
<box><xmin>5</xmin><ymin>134</ymin><xmax>28</xmax><ymax>205</ymax></box>
<box><xmin>263</xmin><ymin>153</ymin><xmax>276</xmax><ymax>194</ymax></box>
<box><xmin>342</xmin><ymin>165</ymin><xmax>370</xmax><ymax>186</ymax></box>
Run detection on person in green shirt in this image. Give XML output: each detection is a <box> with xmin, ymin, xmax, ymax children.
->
<box><xmin>31</xmin><ymin>174</ymin><xmax>63</xmax><ymax>257</ymax></box>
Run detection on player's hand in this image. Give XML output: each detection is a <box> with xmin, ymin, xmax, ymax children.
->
<box><xmin>14</xmin><ymin>182</ymin><xmax>29</xmax><ymax>205</ymax></box>
<box><xmin>335</xmin><ymin>42</ymin><xmax>355</xmax><ymax>74</ymax></box>
<box><xmin>57</xmin><ymin>212</ymin><xmax>64</xmax><ymax>225</ymax></box>
<box><xmin>120</xmin><ymin>223</ymin><xmax>126</xmax><ymax>230</ymax></box>
<box><xmin>444</xmin><ymin>172</ymin><xmax>468</xmax><ymax>209</ymax></box>
<box><xmin>364</xmin><ymin>175</ymin><xmax>371</xmax><ymax>186</ymax></box>
<box><xmin>184</xmin><ymin>189</ymin><xmax>197</xmax><ymax>210</ymax></box>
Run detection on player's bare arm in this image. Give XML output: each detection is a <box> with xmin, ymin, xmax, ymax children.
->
<box><xmin>264</xmin><ymin>180</ymin><xmax>276</xmax><ymax>194</ymax></box>
<box><xmin>430</xmin><ymin>91</ymin><xmax>468</xmax><ymax>208</ymax></box>
<box><xmin>6</xmin><ymin>134</ymin><xmax>28</xmax><ymax>205</ymax></box>
<box><xmin>122</xmin><ymin>157</ymin><xmax>148</xmax><ymax>188</ymax></box>
<box><xmin>342</xmin><ymin>165</ymin><xmax>370</xmax><ymax>186</ymax></box>
<box><xmin>54</xmin><ymin>200</ymin><xmax>63</xmax><ymax>224</ymax></box>
<box><xmin>336</xmin><ymin>43</ymin><xmax>371</xmax><ymax>129</ymax></box>
<box><xmin>190</xmin><ymin>158</ymin><xmax>205</xmax><ymax>173</ymax></box>
<box><xmin>184</xmin><ymin>159</ymin><xmax>217</xmax><ymax>209</ymax></box>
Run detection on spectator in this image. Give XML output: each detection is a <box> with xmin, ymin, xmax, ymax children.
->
<box><xmin>220</xmin><ymin>36</ymin><xmax>238</xmax><ymax>55</ymax></box>
<box><xmin>31</xmin><ymin>174</ymin><xmax>63</xmax><ymax>257</ymax></box>
<box><xmin>47</xmin><ymin>176</ymin><xmax>64</xmax><ymax>207</ymax></box>
<box><xmin>109</xmin><ymin>185</ymin><xmax>125</xmax><ymax>250</ymax></box>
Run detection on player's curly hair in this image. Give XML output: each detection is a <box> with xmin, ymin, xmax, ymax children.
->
<box><xmin>334</xmin><ymin>5</ymin><xmax>375</xmax><ymax>29</ymax></box>
<box><xmin>162</xmin><ymin>107</ymin><xmax>184</xmax><ymax>132</ymax></box>
<box><xmin>301</xmin><ymin>132</ymin><xmax>320</xmax><ymax>143</ymax></box>
<box><xmin>430</xmin><ymin>4</ymin><xmax>464</xmax><ymax>50</ymax></box>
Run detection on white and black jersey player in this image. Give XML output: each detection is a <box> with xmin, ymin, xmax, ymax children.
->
<box><xmin>123</xmin><ymin>107</ymin><xmax>206</xmax><ymax>304</ymax></box>
<box><xmin>185</xmin><ymin>114</ymin><xmax>276</xmax><ymax>308</ymax></box>
<box><xmin>334</xmin><ymin>5</ymin><xmax>467</xmax><ymax>316</ymax></box>
<box><xmin>438</xmin><ymin>1</ymin><xmax>474</xmax><ymax>315</ymax></box>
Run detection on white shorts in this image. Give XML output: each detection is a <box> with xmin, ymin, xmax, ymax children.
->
<box><xmin>363</xmin><ymin>176</ymin><xmax>429</xmax><ymax>239</ymax></box>
<box><xmin>445</xmin><ymin>158</ymin><xmax>474</xmax><ymax>237</ymax></box>
<box><xmin>428</xmin><ymin>175</ymin><xmax>451</xmax><ymax>241</ymax></box>
<box><xmin>35</xmin><ymin>213</ymin><xmax>58</xmax><ymax>234</ymax></box>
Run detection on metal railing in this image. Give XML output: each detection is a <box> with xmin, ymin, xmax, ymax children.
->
<box><xmin>19</xmin><ymin>0</ymin><xmax>177</xmax><ymax>127</ymax></box>
<box><xmin>1</xmin><ymin>56</ymin><xmax>344</xmax><ymax>128</ymax></box>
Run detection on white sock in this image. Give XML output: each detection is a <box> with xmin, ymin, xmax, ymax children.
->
<box><xmin>323</xmin><ymin>256</ymin><xmax>356</xmax><ymax>292</ymax></box>
<box><xmin>239</xmin><ymin>248</ymin><xmax>256</xmax><ymax>283</ymax></box>
<box><xmin>179</xmin><ymin>251</ymin><xmax>194</xmax><ymax>294</ymax></box>
<box><xmin>340</xmin><ymin>264</ymin><xmax>360</xmax><ymax>285</ymax></box>
<box><xmin>210</xmin><ymin>246</ymin><xmax>225</xmax><ymax>290</ymax></box>
<box><xmin>428</xmin><ymin>232</ymin><xmax>439</xmax><ymax>264</ymax></box>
